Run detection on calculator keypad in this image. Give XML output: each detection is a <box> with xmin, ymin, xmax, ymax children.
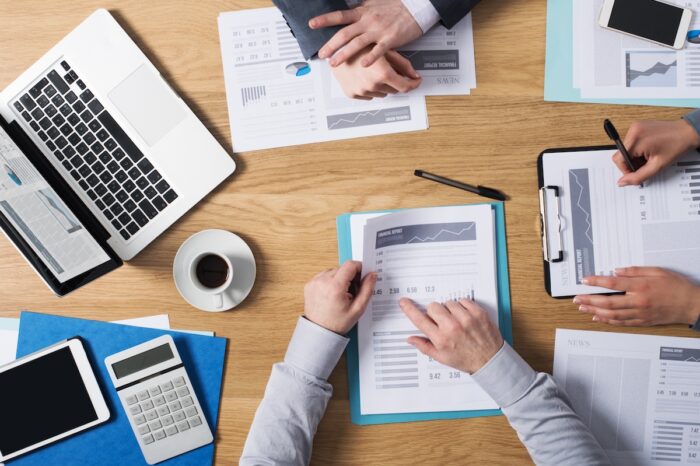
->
<box><xmin>125</xmin><ymin>375</ymin><xmax>204</xmax><ymax>445</ymax></box>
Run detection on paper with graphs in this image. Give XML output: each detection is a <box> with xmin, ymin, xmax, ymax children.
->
<box><xmin>349</xmin><ymin>205</ymin><xmax>499</xmax><ymax>414</ymax></box>
<box><xmin>554</xmin><ymin>329</ymin><xmax>700</xmax><ymax>465</ymax></box>
<box><xmin>218</xmin><ymin>7</ymin><xmax>428</xmax><ymax>152</ymax></box>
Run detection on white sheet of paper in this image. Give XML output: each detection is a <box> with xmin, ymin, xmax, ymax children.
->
<box><xmin>554</xmin><ymin>329</ymin><xmax>700</xmax><ymax>465</ymax></box>
<box><xmin>218</xmin><ymin>7</ymin><xmax>429</xmax><ymax>152</ymax></box>
<box><xmin>0</xmin><ymin>315</ymin><xmax>173</xmax><ymax>367</ymax></box>
<box><xmin>351</xmin><ymin>205</ymin><xmax>499</xmax><ymax>415</ymax></box>
<box><xmin>397</xmin><ymin>14</ymin><xmax>476</xmax><ymax>95</ymax></box>
<box><xmin>575</xmin><ymin>0</ymin><xmax>700</xmax><ymax>99</ymax></box>
<box><xmin>542</xmin><ymin>149</ymin><xmax>700</xmax><ymax>297</ymax></box>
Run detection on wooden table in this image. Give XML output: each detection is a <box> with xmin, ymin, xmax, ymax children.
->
<box><xmin>0</xmin><ymin>1</ymin><xmax>696</xmax><ymax>463</ymax></box>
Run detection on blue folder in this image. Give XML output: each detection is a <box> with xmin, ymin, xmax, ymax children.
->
<box><xmin>336</xmin><ymin>202</ymin><xmax>513</xmax><ymax>425</ymax></box>
<box><xmin>544</xmin><ymin>0</ymin><xmax>698</xmax><ymax>108</ymax></box>
<box><xmin>13</xmin><ymin>312</ymin><xmax>226</xmax><ymax>466</ymax></box>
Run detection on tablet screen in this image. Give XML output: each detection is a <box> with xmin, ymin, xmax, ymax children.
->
<box><xmin>0</xmin><ymin>125</ymin><xmax>110</xmax><ymax>283</ymax></box>
<box><xmin>0</xmin><ymin>346</ymin><xmax>98</xmax><ymax>456</ymax></box>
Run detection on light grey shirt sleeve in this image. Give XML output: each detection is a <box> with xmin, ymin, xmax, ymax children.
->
<box><xmin>471</xmin><ymin>343</ymin><xmax>611</xmax><ymax>466</ymax></box>
<box><xmin>240</xmin><ymin>316</ymin><xmax>348</xmax><ymax>466</ymax></box>
<box><xmin>683</xmin><ymin>109</ymin><xmax>700</xmax><ymax>138</ymax></box>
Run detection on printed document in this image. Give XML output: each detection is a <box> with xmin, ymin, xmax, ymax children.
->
<box><xmin>0</xmin><ymin>126</ymin><xmax>109</xmax><ymax>282</ymax></box>
<box><xmin>218</xmin><ymin>8</ymin><xmax>428</xmax><ymax>152</ymax></box>
<box><xmin>573</xmin><ymin>0</ymin><xmax>700</xmax><ymax>99</ymax></box>
<box><xmin>349</xmin><ymin>205</ymin><xmax>499</xmax><ymax>414</ymax></box>
<box><xmin>541</xmin><ymin>149</ymin><xmax>700</xmax><ymax>297</ymax></box>
<box><xmin>398</xmin><ymin>14</ymin><xmax>476</xmax><ymax>95</ymax></box>
<box><xmin>554</xmin><ymin>329</ymin><xmax>700</xmax><ymax>465</ymax></box>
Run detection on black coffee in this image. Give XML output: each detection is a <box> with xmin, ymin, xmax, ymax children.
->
<box><xmin>195</xmin><ymin>254</ymin><xmax>230</xmax><ymax>288</ymax></box>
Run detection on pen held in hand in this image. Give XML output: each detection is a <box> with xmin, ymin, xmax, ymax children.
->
<box><xmin>604</xmin><ymin>119</ymin><xmax>636</xmax><ymax>173</ymax></box>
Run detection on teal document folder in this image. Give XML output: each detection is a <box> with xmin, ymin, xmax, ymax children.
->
<box><xmin>544</xmin><ymin>0</ymin><xmax>698</xmax><ymax>108</ymax></box>
<box><xmin>336</xmin><ymin>202</ymin><xmax>513</xmax><ymax>425</ymax></box>
<box><xmin>14</xmin><ymin>312</ymin><xmax>226</xmax><ymax>466</ymax></box>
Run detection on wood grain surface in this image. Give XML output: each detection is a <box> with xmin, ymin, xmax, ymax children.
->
<box><xmin>0</xmin><ymin>1</ymin><xmax>696</xmax><ymax>464</ymax></box>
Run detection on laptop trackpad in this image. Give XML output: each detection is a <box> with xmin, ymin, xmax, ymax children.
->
<box><xmin>108</xmin><ymin>65</ymin><xmax>187</xmax><ymax>147</ymax></box>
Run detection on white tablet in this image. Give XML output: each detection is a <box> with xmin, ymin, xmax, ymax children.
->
<box><xmin>0</xmin><ymin>337</ymin><xmax>110</xmax><ymax>461</ymax></box>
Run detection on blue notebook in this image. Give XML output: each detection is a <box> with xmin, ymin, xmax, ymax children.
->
<box><xmin>336</xmin><ymin>202</ymin><xmax>513</xmax><ymax>425</ymax></box>
<box><xmin>544</xmin><ymin>0</ymin><xmax>698</xmax><ymax>108</ymax></box>
<box><xmin>14</xmin><ymin>312</ymin><xmax>226</xmax><ymax>466</ymax></box>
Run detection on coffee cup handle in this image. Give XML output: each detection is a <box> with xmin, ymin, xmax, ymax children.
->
<box><xmin>213</xmin><ymin>293</ymin><xmax>224</xmax><ymax>309</ymax></box>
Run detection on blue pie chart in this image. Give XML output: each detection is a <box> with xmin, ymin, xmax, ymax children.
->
<box><xmin>688</xmin><ymin>30</ymin><xmax>700</xmax><ymax>44</ymax></box>
<box><xmin>285</xmin><ymin>62</ymin><xmax>311</xmax><ymax>77</ymax></box>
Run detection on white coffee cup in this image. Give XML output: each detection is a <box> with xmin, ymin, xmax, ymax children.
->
<box><xmin>189</xmin><ymin>252</ymin><xmax>234</xmax><ymax>309</ymax></box>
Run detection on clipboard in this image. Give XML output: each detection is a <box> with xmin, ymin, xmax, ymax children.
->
<box><xmin>336</xmin><ymin>202</ymin><xmax>512</xmax><ymax>425</ymax></box>
<box><xmin>538</xmin><ymin>145</ymin><xmax>619</xmax><ymax>299</ymax></box>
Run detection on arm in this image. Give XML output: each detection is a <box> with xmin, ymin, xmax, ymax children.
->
<box><xmin>428</xmin><ymin>0</ymin><xmax>481</xmax><ymax>28</ymax></box>
<box><xmin>399</xmin><ymin>298</ymin><xmax>611</xmax><ymax>466</ymax></box>
<box><xmin>240</xmin><ymin>317</ymin><xmax>348</xmax><ymax>466</ymax></box>
<box><xmin>471</xmin><ymin>344</ymin><xmax>611</xmax><ymax>465</ymax></box>
<box><xmin>272</xmin><ymin>0</ymin><xmax>348</xmax><ymax>59</ymax></box>
<box><xmin>241</xmin><ymin>261</ymin><xmax>376</xmax><ymax>465</ymax></box>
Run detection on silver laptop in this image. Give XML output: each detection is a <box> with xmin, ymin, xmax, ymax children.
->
<box><xmin>0</xmin><ymin>9</ymin><xmax>235</xmax><ymax>294</ymax></box>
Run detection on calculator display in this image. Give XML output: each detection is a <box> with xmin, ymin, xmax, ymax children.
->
<box><xmin>112</xmin><ymin>343</ymin><xmax>174</xmax><ymax>379</ymax></box>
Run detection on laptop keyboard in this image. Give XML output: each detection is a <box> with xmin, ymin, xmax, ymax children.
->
<box><xmin>11</xmin><ymin>60</ymin><xmax>179</xmax><ymax>242</ymax></box>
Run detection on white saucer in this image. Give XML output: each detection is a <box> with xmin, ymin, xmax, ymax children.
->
<box><xmin>173</xmin><ymin>229</ymin><xmax>256</xmax><ymax>312</ymax></box>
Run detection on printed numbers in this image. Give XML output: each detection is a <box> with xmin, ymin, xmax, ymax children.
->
<box><xmin>449</xmin><ymin>371</ymin><xmax>461</xmax><ymax>379</ymax></box>
<box><xmin>428</xmin><ymin>372</ymin><xmax>441</xmax><ymax>380</ymax></box>
<box><xmin>425</xmin><ymin>285</ymin><xmax>435</xmax><ymax>293</ymax></box>
<box><xmin>406</xmin><ymin>286</ymin><xmax>418</xmax><ymax>294</ymax></box>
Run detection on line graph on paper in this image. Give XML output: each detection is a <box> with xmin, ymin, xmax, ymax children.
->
<box><xmin>326</xmin><ymin>106</ymin><xmax>412</xmax><ymax>130</ymax></box>
<box><xmin>568</xmin><ymin>169</ymin><xmax>597</xmax><ymax>283</ymax></box>
<box><xmin>406</xmin><ymin>223</ymin><xmax>475</xmax><ymax>244</ymax></box>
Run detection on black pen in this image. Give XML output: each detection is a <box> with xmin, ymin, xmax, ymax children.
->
<box><xmin>604</xmin><ymin>119</ymin><xmax>636</xmax><ymax>172</ymax></box>
<box><xmin>414</xmin><ymin>170</ymin><xmax>507</xmax><ymax>201</ymax></box>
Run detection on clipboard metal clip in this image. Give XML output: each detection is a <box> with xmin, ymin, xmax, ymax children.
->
<box><xmin>539</xmin><ymin>186</ymin><xmax>564</xmax><ymax>263</ymax></box>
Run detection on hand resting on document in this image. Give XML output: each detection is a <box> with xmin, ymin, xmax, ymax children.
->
<box><xmin>399</xmin><ymin>298</ymin><xmax>504</xmax><ymax>374</ymax></box>
<box><xmin>574</xmin><ymin>267</ymin><xmax>700</xmax><ymax>327</ymax></box>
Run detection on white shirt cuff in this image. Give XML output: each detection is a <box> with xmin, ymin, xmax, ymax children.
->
<box><xmin>284</xmin><ymin>316</ymin><xmax>349</xmax><ymax>380</ymax></box>
<box><xmin>471</xmin><ymin>343</ymin><xmax>538</xmax><ymax>408</ymax></box>
<box><xmin>401</xmin><ymin>0</ymin><xmax>440</xmax><ymax>33</ymax></box>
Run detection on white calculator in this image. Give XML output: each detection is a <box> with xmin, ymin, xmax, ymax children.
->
<box><xmin>105</xmin><ymin>335</ymin><xmax>213</xmax><ymax>465</ymax></box>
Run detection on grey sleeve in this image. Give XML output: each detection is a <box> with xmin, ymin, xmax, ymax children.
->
<box><xmin>273</xmin><ymin>0</ymin><xmax>347</xmax><ymax>60</ymax></box>
<box><xmin>471</xmin><ymin>344</ymin><xmax>611</xmax><ymax>466</ymax></box>
<box><xmin>683</xmin><ymin>109</ymin><xmax>700</xmax><ymax>139</ymax></box>
<box><xmin>240</xmin><ymin>317</ymin><xmax>349</xmax><ymax>466</ymax></box>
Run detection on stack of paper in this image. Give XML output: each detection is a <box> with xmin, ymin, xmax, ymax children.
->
<box><xmin>350</xmin><ymin>205</ymin><xmax>500</xmax><ymax>415</ymax></box>
<box><xmin>545</xmin><ymin>0</ymin><xmax>700</xmax><ymax>107</ymax></box>
<box><xmin>554</xmin><ymin>329</ymin><xmax>700</xmax><ymax>465</ymax></box>
<box><xmin>218</xmin><ymin>8</ymin><xmax>476</xmax><ymax>152</ymax></box>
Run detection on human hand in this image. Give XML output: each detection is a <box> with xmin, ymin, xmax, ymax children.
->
<box><xmin>331</xmin><ymin>48</ymin><xmax>421</xmax><ymax>99</ymax></box>
<box><xmin>574</xmin><ymin>267</ymin><xmax>700</xmax><ymax>327</ymax></box>
<box><xmin>399</xmin><ymin>298</ymin><xmax>504</xmax><ymax>374</ymax></box>
<box><xmin>310</xmin><ymin>0</ymin><xmax>423</xmax><ymax>67</ymax></box>
<box><xmin>614</xmin><ymin>120</ymin><xmax>700</xmax><ymax>186</ymax></box>
<box><xmin>303</xmin><ymin>261</ymin><xmax>377</xmax><ymax>334</ymax></box>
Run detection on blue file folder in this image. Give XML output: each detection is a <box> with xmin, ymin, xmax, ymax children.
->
<box><xmin>544</xmin><ymin>0</ymin><xmax>699</xmax><ymax>108</ymax></box>
<box><xmin>14</xmin><ymin>312</ymin><xmax>226</xmax><ymax>466</ymax></box>
<box><xmin>336</xmin><ymin>202</ymin><xmax>513</xmax><ymax>425</ymax></box>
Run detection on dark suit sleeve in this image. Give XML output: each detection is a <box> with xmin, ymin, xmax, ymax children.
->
<box><xmin>429</xmin><ymin>0</ymin><xmax>481</xmax><ymax>28</ymax></box>
<box><xmin>273</xmin><ymin>0</ymin><xmax>349</xmax><ymax>60</ymax></box>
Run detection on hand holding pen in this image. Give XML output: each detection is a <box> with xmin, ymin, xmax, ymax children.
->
<box><xmin>605</xmin><ymin>119</ymin><xmax>700</xmax><ymax>186</ymax></box>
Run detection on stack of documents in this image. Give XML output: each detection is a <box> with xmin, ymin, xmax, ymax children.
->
<box><xmin>554</xmin><ymin>329</ymin><xmax>700</xmax><ymax>465</ymax></box>
<box><xmin>337</xmin><ymin>203</ymin><xmax>513</xmax><ymax>424</ymax></box>
<box><xmin>545</xmin><ymin>0</ymin><xmax>700</xmax><ymax>107</ymax></box>
<box><xmin>218</xmin><ymin>8</ymin><xmax>476</xmax><ymax>152</ymax></box>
